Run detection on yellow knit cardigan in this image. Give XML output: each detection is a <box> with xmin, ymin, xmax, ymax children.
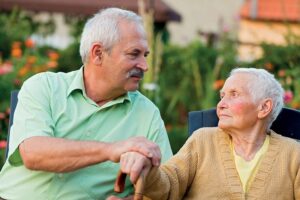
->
<box><xmin>144</xmin><ymin>127</ymin><xmax>300</xmax><ymax>200</ymax></box>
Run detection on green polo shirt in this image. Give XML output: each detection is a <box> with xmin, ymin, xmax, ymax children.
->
<box><xmin>0</xmin><ymin>67</ymin><xmax>172</xmax><ymax>200</ymax></box>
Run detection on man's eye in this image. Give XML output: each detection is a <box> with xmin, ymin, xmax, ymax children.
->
<box><xmin>128</xmin><ymin>53</ymin><xmax>138</xmax><ymax>58</ymax></box>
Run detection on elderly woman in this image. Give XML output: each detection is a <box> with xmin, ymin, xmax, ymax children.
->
<box><xmin>111</xmin><ymin>68</ymin><xmax>300</xmax><ymax>200</ymax></box>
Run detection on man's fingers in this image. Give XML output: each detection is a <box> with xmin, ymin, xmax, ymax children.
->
<box><xmin>106</xmin><ymin>195</ymin><xmax>133</xmax><ymax>200</ymax></box>
<box><xmin>130</xmin><ymin>138</ymin><xmax>161</xmax><ymax>166</ymax></box>
<box><xmin>120</xmin><ymin>152</ymin><xmax>152</xmax><ymax>184</ymax></box>
<box><xmin>106</xmin><ymin>195</ymin><xmax>121</xmax><ymax>200</ymax></box>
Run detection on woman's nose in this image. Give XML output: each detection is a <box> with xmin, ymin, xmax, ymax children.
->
<box><xmin>217</xmin><ymin>97</ymin><xmax>227</xmax><ymax>109</ymax></box>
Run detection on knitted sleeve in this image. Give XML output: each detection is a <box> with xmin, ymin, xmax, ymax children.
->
<box><xmin>143</xmin><ymin>133</ymin><xmax>200</xmax><ymax>200</ymax></box>
<box><xmin>295</xmin><ymin>156</ymin><xmax>300</xmax><ymax>199</ymax></box>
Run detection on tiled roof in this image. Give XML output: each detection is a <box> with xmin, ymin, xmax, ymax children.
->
<box><xmin>0</xmin><ymin>0</ymin><xmax>181</xmax><ymax>22</ymax></box>
<box><xmin>240</xmin><ymin>0</ymin><xmax>300</xmax><ymax>22</ymax></box>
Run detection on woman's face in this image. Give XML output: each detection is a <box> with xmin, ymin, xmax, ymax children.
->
<box><xmin>216</xmin><ymin>73</ymin><xmax>260</xmax><ymax>132</ymax></box>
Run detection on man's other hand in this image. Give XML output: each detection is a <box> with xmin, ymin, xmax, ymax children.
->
<box><xmin>108</xmin><ymin>137</ymin><xmax>161</xmax><ymax>166</ymax></box>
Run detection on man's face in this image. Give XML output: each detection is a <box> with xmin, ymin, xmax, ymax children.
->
<box><xmin>216</xmin><ymin>73</ymin><xmax>259</xmax><ymax>132</ymax></box>
<box><xmin>101</xmin><ymin>21</ymin><xmax>149</xmax><ymax>94</ymax></box>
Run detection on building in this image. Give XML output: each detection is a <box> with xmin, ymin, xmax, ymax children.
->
<box><xmin>238</xmin><ymin>0</ymin><xmax>300</xmax><ymax>61</ymax></box>
<box><xmin>0</xmin><ymin>0</ymin><xmax>181</xmax><ymax>49</ymax></box>
<box><xmin>162</xmin><ymin>0</ymin><xmax>244</xmax><ymax>45</ymax></box>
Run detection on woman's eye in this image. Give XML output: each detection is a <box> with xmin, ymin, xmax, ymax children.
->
<box><xmin>232</xmin><ymin>92</ymin><xmax>238</xmax><ymax>97</ymax></box>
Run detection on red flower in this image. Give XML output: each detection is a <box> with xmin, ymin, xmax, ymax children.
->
<box><xmin>0</xmin><ymin>140</ymin><xmax>7</xmax><ymax>149</ymax></box>
<box><xmin>0</xmin><ymin>62</ymin><xmax>13</xmax><ymax>75</ymax></box>
<box><xmin>284</xmin><ymin>90</ymin><xmax>293</xmax><ymax>104</ymax></box>
<box><xmin>25</xmin><ymin>38</ymin><xmax>35</xmax><ymax>48</ymax></box>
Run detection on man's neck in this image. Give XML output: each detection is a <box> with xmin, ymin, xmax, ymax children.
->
<box><xmin>83</xmin><ymin>66</ymin><xmax>125</xmax><ymax>105</ymax></box>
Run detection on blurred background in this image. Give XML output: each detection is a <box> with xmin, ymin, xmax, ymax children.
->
<box><xmin>1</xmin><ymin>0</ymin><xmax>300</xmax><ymax>167</ymax></box>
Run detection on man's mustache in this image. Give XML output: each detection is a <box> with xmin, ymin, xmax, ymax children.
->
<box><xmin>128</xmin><ymin>68</ymin><xmax>144</xmax><ymax>79</ymax></box>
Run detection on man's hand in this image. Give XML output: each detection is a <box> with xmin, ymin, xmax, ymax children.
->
<box><xmin>108</xmin><ymin>152</ymin><xmax>152</xmax><ymax>200</ymax></box>
<box><xmin>108</xmin><ymin>137</ymin><xmax>161</xmax><ymax>167</ymax></box>
<box><xmin>120</xmin><ymin>152</ymin><xmax>152</xmax><ymax>184</ymax></box>
<box><xmin>106</xmin><ymin>195</ymin><xmax>133</xmax><ymax>200</ymax></box>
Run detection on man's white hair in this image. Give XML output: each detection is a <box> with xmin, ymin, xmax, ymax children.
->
<box><xmin>79</xmin><ymin>8</ymin><xmax>144</xmax><ymax>64</ymax></box>
<box><xmin>230</xmin><ymin>67</ymin><xmax>284</xmax><ymax>129</ymax></box>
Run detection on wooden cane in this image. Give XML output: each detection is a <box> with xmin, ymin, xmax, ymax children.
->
<box><xmin>114</xmin><ymin>170</ymin><xmax>145</xmax><ymax>200</ymax></box>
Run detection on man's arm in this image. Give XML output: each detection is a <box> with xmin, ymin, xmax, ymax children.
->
<box><xmin>19</xmin><ymin>136</ymin><xmax>160</xmax><ymax>172</ymax></box>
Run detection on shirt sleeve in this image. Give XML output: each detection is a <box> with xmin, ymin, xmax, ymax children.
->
<box><xmin>8</xmin><ymin>73</ymin><xmax>55</xmax><ymax>166</ymax></box>
<box><xmin>143</xmin><ymin>133</ymin><xmax>199</xmax><ymax>200</ymax></box>
<box><xmin>147</xmin><ymin>109</ymin><xmax>173</xmax><ymax>163</ymax></box>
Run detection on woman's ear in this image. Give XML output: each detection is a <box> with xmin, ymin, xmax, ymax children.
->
<box><xmin>258</xmin><ymin>98</ymin><xmax>273</xmax><ymax>119</ymax></box>
<box><xmin>90</xmin><ymin>43</ymin><xmax>103</xmax><ymax>65</ymax></box>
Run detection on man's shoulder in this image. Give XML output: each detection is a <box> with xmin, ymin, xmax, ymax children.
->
<box><xmin>128</xmin><ymin>91</ymin><xmax>159</xmax><ymax>110</ymax></box>
<box><xmin>23</xmin><ymin>70</ymin><xmax>78</xmax><ymax>90</ymax></box>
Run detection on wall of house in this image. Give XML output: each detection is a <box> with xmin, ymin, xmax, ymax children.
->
<box><xmin>32</xmin><ymin>12</ymin><xmax>74</xmax><ymax>49</ymax></box>
<box><xmin>163</xmin><ymin>0</ymin><xmax>244</xmax><ymax>45</ymax></box>
<box><xmin>238</xmin><ymin>19</ymin><xmax>300</xmax><ymax>61</ymax></box>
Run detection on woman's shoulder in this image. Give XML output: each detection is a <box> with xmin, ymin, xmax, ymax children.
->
<box><xmin>270</xmin><ymin>131</ymin><xmax>300</xmax><ymax>153</ymax></box>
<box><xmin>192</xmin><ymin>127</ymin><xmax>219</xmax><ymax>136</ymax></box>
<box><xmin>190</xmin><ymin>127</ymin><xmax>225</xmax><ymax>143</ymax></box>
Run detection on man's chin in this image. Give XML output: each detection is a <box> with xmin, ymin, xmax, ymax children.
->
<box><xmin>125</xmin><ymin>85</ymin><xmax>139</xmax><ymax>92</ymax></box>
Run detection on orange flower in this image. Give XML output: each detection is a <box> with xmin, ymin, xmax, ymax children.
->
<box><xmin>27</xmin><ymin>56</ymin><xmax>37</xmax><ymax>64</ymax></box>
<box><xmin>18</xmin><ymin>65</ymin><xmax>31</xmax><ymax>77</ymax></box>
<box><xmin>291</xmin><ymin>102</ymin><xmax>300</xmax><ymax>109</ymax></box>
<box><xmin>48</xmin><ymin>51</ymin><xmax>59</xmax><ymax>60</ymax></box>
<box><xmin>278</xmin><ymin>70</ymin><xmax>285</xmax><ymax>77</ymax></box>
<box><xmin>25</xmin><ymin>38</ymin><xmax>35</xmax><ymax>48</ymax></box>
<box><xmin>264</xmin><ymin>62</ymin><xmax>274</xmax><ymax>71</ymax></box>
<box><xmin>11</xmin><ymin>48</ymin><xmax>22</xmax><ymax>58</ymax></box>
<box><xmin>47</xmin><ymin>61</ymin><xmax>58</xmax><ymax>68</ymax></box>
<box><xmin>213</xmin><ymin>79</ymin><xmax>225</xmax><ymax>90</ymax></box>
<box><xmin>12</xmin><ymin>41</ymin><xmax>22</xmax><ymax>49</ymax></box>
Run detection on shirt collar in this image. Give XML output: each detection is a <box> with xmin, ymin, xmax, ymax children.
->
<box><xmin>67</xmin><ymin>66</ymin><xmax>85</xmax><ymax>97</ymax></box>
<box><xmin>67</xmin><ymin>66</ymin><xmax>132</xmax><ymax>104</ymax></box>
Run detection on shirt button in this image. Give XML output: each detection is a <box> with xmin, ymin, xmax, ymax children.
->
<box><xmin>87</xmin><ymin>130</ymin><xmax>91</xmax><ymax>136</ymax></box>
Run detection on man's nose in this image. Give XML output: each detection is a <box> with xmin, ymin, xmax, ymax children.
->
<box><xmin>137</xmin><ymin>57</ymin><xmax>148</xmax><ymax>72</ymax></box>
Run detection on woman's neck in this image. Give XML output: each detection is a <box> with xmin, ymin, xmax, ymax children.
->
<box><xmin>230</xmin><ymin>130</ymin><xmax>267</xmax><ymax>161</ymax></box>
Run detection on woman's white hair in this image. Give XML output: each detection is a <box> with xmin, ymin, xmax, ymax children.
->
<box><xmin>230</xmin><ymin>68</ymin><xmax>284</xmax><ymax>129</ymax></box>
<box><xmin>79</xmin><ymin>8</ymin><xmax>144</xmax><ymax>64</ymax></box>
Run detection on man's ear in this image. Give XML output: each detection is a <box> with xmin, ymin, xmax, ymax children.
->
<box><xmin>258</xmin><ymin>98</ymin><xmax>273</xmax><ymax>119</ymax></box>
<box><xmin>90</xmin><ymin>43</ymin><xmax>103</xmax><ymax>65</ymax></box>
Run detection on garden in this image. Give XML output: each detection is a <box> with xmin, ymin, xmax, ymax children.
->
<box><xmin>1</xmin><ymin>9</ymin><xmax>300</xmax><ymax>168</ymax></box>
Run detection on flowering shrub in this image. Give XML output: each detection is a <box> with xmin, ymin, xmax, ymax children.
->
<box><xmin>254</xmin><ymin>43</ymin><xmax>300</xmax><ymax>109</ymax></box>
<box><xmin>0</xmin><ymin>38</ymin><xmax>59</xmax><ymax>166</ymax></box>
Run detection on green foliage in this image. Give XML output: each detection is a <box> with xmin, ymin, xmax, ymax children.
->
<box><xmin>58</xmin><ymin>42</ymin><xmax>82</xmax><ymax>72</ymax></box>
<box><xmin>167</xmin><ymin>126</ymin><xmax>188</xmax><ymax>154</ymax></box>
<box><xmin>0</xmin><ymin>8</ymin><xmax>55</xmax><ymax>60</ymax></box>
<box><xmin>158</xmin><ymin>41</ymin><xmax>235</xmax><ymax>126</ymax></box>
<box><xmin>57</xmin><ymin>16</ymin><xmax>86</xmax><ymax>72</ymax></box>
<box><xmin>0</xmin><ymin>149</ymin><xmax>5</xmax><ymax>170</ymax></box>
<box><xmin>0</xmin><ymin>10</ymin><xmax>59</xmax><ymax>168</ymax></box>
<box><xmin>250</xmin><ymin>42</ymin><xmax>300</xmax><ymax>109</ymax></box>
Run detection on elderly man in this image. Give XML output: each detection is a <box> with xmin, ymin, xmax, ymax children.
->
<box><xmin>0</xmin><ymin>8</ymin><xmax>172</xmax><ymax>199</ymax></box>
<box><xmin>114</xmin><ymin>68</ymin><xmax>300</xmax><ymax>200</ymax></box>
